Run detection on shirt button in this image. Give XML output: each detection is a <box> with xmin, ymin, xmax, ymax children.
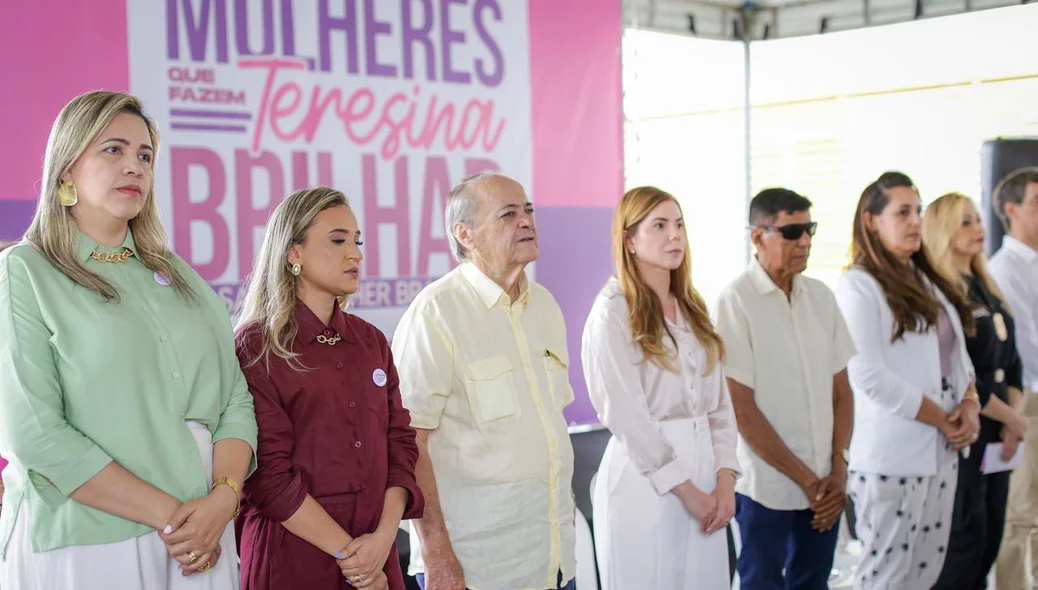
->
<box><xmin>349</xmin><ymin>401</ymin><xmax>356</xmax><ymax>408</ymax></box>
<box><xmin>160</xmin><ymin>336</ymin><xmax>168</xmax><ymax>342</ymax></box>
<box><xmin>141</xmin><ymin>305</ymin><xmax>148</xmax><ymax>312</ymax></box>
<box><xmin>336</xmin><ymin>362</ymin><xmax>343</xmax><ymax>369</ymax></box>
<box><xmin>354</xmin><ymin>441</ymin><xmax>362</xmax><ymax>448</ymax></box>
<box><xmin>359</xmin><ymin>483</ymin><xmax>367</xmax><ymax>490</ymax></box>
<box><xmin>172</xmin><ymin>372</ymin><xmax>180</xmax><ymax>380</ymax></box>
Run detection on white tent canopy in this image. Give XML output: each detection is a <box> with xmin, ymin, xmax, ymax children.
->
<box><xmin>623</xmin><ymin>0</ymin><xmax>1025</xmax><ymax>39</ymax></box>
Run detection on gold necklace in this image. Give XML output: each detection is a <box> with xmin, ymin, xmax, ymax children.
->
<box><xmin>316</xmin><ymin>333</ymin><xmax>341</xmax><ymax>346</ymax></box>
<box><xmin>89</xmin><ymin>248</ymin><xmax>134</xmax><ymax>263</ymax></box>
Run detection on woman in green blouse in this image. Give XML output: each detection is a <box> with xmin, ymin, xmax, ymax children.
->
<box><xmin>0</xmin><ymin>91</ymin><xmax>257</xmax><ymax>589</ymax></box>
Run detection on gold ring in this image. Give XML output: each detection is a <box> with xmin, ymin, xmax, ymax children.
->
<box><xmin>198</xmin><ymin>560</ymin><xmax>212</xmax><ymax>572</ymax></box>
<box><xmin>187</xmin><ymin>551</ymin><xmax>199</xmax><ymax>564</ymax></box>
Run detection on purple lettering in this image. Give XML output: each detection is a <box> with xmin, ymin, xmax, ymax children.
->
<box><xmin>234</xmin><ymin>0</ymin><xmax>275</xmax><ymax>56</ymax></box>
<box><xmin>474</xmin><ymin>0</ymin><xmax>504</xmax><ymax>86</ymax></box>
<box><xmin>317</xmin><ymin>0</ymin><xmax>359</xmax><ymax>74</ymax></box>
<box><xmin>439</xmin><ymin>0</ymin><xmax>470</xmax><ymax>84</ymax></box>
<box><xmin>279</xmin><ymin>0</ymin><xmax>297</xmax><ymax>56</ymax></box>
<box><xmin>402</xmin><ymin>0</ymin><xmax>436</xmax><ymax>81</ymax></box>
<box><xmin>363</xmin><ymin>0</ymin><xmax>396</xmax><ymax>78</ymax></box>
<box><xmin>167</xmin><ymin>0</ymin><xmax>229</xmax><ymax>63</ymax></box>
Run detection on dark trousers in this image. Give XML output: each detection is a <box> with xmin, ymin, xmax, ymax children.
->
<box><xmin>735</xmin><ymin>493</ymin><xmax>839</xmax><ymax>590</ymax></box>
<box><xmin>932</xmin><ymin>442</ymin><xmax>1011</xmax><ymax>590</ymax></box>
<box><xmin>414</xmin><ymin>572</ymin><xmax>574</xmax><ymax>590</ymax></box>
<box><xmin>728</xmin><ymin>523</ymin><xmax>737</xmax><ymax>583</ymax></box>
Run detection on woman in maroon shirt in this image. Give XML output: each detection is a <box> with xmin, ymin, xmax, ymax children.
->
<box><xmin>234</xmin><ymin>186</ymin><xmax>423</xmax><ymax>590</ymax></box>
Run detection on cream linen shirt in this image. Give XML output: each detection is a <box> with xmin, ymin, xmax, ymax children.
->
<box><xmin>715</xmin><ymin>259</ymin><xmax>856</xmax><ymax>510</ymax></box>
<box><xmin>990</xmin><ymin>236</ymin><xmax>1038</xmax><ymax>392</ymax></box>
<box><xmin>580</xmin><ymin>278</ymin><xmax>740</xmax><ymax>495</ymax></box>
<box><xmin>391</xmin><ymin>263</ymin><xmax>576</xmax><ymax>590</ymax></box>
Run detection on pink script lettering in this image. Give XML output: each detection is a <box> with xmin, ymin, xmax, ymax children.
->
<box><xmin>240</xmin><ymin>58</ymin><xmax>507</xmax><ymax>159</ymax></box>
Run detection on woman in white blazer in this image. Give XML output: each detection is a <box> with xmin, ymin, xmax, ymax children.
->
<box><xmin>835</xmin><ymin>171</ymin><xmax>981</xmax><ymax>590</ymax></box>
<box><xmin>581</xmin><ymin>186</ymin><xmax>740</xmax><ymax>590</ymax></box>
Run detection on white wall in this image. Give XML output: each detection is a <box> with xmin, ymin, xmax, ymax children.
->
<box><xmin>624</xmin><ymin>4</ymin><xmax>1038</xmax><ymax>297</ymax></box>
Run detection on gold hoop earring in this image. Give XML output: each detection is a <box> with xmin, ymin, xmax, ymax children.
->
<box><xmin>58</xmin><ymin>182</ymin><xmax>78</xmax><ymax>207</ymax></box>
<box><xmin>291</xmin><ymin>263</ymin><xmax>302</xmax><ymax>276</ymax></box>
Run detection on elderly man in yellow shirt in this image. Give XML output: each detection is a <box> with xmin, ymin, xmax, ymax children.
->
<box><xmin>391</xmin><ymin>172</ymin><xmax>576</xmax><ymax>590</ymax></box>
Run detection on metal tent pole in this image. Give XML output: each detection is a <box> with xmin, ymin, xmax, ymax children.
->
<box><xmin>740</xmin><ymin>3</ymin><xmax>758</xmax><ymax>265</ymax></box>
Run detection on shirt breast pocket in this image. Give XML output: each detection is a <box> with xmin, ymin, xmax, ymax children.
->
<box><xmin>463</xmin><ymin>355</ymin><xmax>520</xmax><ymax>425</ymax></box>
<box><xmin>543</xmin><ymin>348</ymin><xmax>575</xmax><ymax>410</ymax></box>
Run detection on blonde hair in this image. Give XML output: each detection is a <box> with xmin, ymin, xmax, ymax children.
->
<box><xmin>613</xmin><ymin>186</ymin><xmax>725</xmax><ymax>374</ymax></box>
<box><xmin>235</xmin><ymin>186</ymin><xmax>351</xmax><ymax>368</ymax></box>
<box><xmin>25</xmin><ymin>90</ymin><xmax>195</xmax><ymax>302</ymax></box>
<box><xmin>922</xmin><ymin>192</ymin><xmax>1009</xmax><ymax>309</ymax></box>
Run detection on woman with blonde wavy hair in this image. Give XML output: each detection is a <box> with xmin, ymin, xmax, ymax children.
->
<box><xmin>0</xmin><ymin>90</ymin><xmax>257</xmax><ymax>589</ymax></box>
<box><xmin>580</xmin><ymin>186</ymin><xmax>739</xmax><ymax>589</ymax></box>
<box><xmin>233</xmin><ymin>187</ymin><xmax>422</xmax><ymax>590</ymax></box>
<box><xmin>922</xmin><ymin>192</ymin><xmax>1028</xmax><ymax>589</ymax></box>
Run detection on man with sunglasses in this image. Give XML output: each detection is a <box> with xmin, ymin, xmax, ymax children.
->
<box><xmin>715</xmin><ymin>188</ymin><xmax>856</xmax><ymax>589</ymax></box>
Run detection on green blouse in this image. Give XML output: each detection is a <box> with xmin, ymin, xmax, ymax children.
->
<box><xmin>0</xmin><ymin>230</ymin><xmax>257</xmax><ymax>553</ymax></box>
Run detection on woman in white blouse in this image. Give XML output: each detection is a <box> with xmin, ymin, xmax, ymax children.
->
<box><xmin>581</xmin><ymin>186</ymin><xmax>739</xmax><ymax>590</ymax></box>
<box><xmin>835</xmin><ymin>171</ymin><xmax>981</xmax><ymax>590</ymax></box>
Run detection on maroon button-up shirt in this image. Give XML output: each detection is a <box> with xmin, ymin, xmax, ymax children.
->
<box><xmin>235</xmin><ymin>303</ymin><xmax>424</xmax><ymax>590</ymax></box>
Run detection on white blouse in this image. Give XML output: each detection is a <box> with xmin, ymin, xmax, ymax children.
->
<box><xmin>581</xmin><ymin>278</ymin><xmax>740</xmax><ymax>495</ymax></box>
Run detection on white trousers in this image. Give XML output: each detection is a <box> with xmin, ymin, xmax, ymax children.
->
<box><xmin>593</xmin><ymin>416</ymin><xmax>729</xmax><ymax>590</ymax></box>
<box><xmin>0</xmin><ymin>422</ymin><xmax>239</xmax><ymax>590</ymax></box>
<box><xmin>848</xmin><ymin>457</ymin><xmax>958</xmax><ymax>590</ymax></box>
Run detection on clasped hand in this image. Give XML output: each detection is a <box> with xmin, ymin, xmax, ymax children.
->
<box><xmin>336</xmin><ymin>529</ymin><xmax>396</xmax><ymax>588</ymax></box>
<box><xmin>678</xmin><ymin>477</ymin><xmax>734</xmax><ymax>535</ymax></box>
<box><xmin>806</xmin><ymin>470</ymin><xmax>847</xmax><ymax>532</ymax></box>
<box><xmin>942</xmin><ymin>399</ymin><xmax>981</xmax><ymax>451</ymax></box>
<box><xmin>159</xmin><ymin>486</ymin><xmax>237</xmax><ymax>576</ymax></box>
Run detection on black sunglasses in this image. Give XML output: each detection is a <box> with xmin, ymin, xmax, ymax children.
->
<box><xmin>754</xmin><ymin>222</ymin><xmax>818</xmax><ymax>240</ymax></box>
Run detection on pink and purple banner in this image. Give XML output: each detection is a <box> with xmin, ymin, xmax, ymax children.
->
<box><xmin>0</xmin><ymin>0</ymin><xmax>622</xmax><ymax>427</ymax></box>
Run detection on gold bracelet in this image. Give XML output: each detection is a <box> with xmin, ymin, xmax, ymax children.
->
<box><xmin>716</xmin><ymin>468</ymin><xmax>738</xmax><ymax>481</ymax></box>
<box><xmin>964</xmin><ymin>391</ymin><xmax>981</xmax><ymax>409</ymax></box>
<box><xmin>212</xmin><ymin>476</ymin><xmax>241</xmax><ymax>519</ymax></box>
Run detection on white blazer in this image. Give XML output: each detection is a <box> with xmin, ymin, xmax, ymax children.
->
<box><xmin>835</xmin><ymin>266</ymin><xmax>975</xmax><ymax>476</ymax></box>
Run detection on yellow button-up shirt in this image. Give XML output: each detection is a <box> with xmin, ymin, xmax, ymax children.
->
<box><xmin>392</xmin><ymin>263</ymin><xmax>576</xmax><ymax>590</ymax></box>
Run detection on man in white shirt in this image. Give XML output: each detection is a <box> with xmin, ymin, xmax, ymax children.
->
<box><xmin>391</xmin><ymin>172</ymin><xmax>576</xmax><ymax>590</ymax></box>
<box><xmin>715</xmin><ymin>188</ymin><xmax>856</xmax><ymax>589</ymax></box>
<box><xmin>988</xmin><ymin>167</ymin><xmax>1038</xmax><ymax>590</ymax></box>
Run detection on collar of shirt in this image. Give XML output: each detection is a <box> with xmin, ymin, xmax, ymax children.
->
<box><xmin>748</xmin><ymin>256</ymin><xmax>803</xmax><ymax>299</ymax></box>
<box><xmin>459</xmin><ymin>262</ymin><xmax>531</xmax><ymax>308</ymax></box>
<box><xmin>75</xmin><ymin>229</ymin><xmax>138</xmax><ymax>263</ymax></box>
<box><xmin>295</xmin><ymin>301</ymin><xmax>357</xmax><ymax>345</ymax></box>
<box><xmin>1003</xmin><ymin>235</ymin><xmax>1038</xmax><ymax>263</ymax></box>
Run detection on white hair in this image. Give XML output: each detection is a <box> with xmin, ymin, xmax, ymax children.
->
<box><xmin>445</xmin><ymin>171</ymin><xmax>510</xmax><ymax>261</ymax></box>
